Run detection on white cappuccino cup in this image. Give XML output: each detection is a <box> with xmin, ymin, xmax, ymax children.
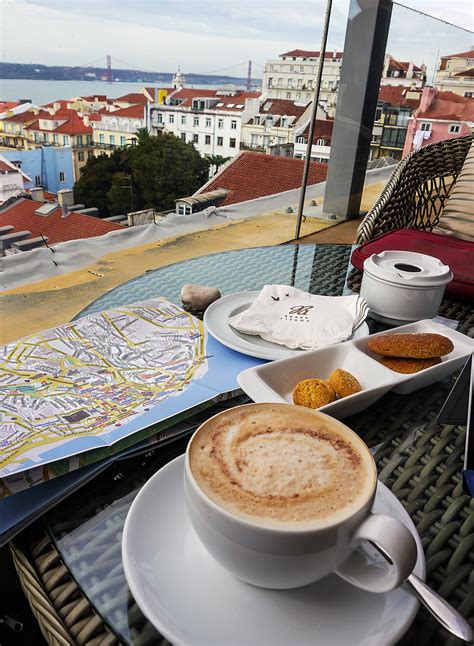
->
<box><xmin>184</xmin><ymin>403</ymin><xmax>417</xmax><ymax>591</ymax></box>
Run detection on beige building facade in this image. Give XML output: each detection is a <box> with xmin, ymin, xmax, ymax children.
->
<box><xmin>435</xmin><ymin>49</ymin><xmax>474</xmax><ymax>97</ymax></box>
<box><xmin>262</xmin><ymin>49</ymin><xmax>343</xmax><ymax>116</ymax></box>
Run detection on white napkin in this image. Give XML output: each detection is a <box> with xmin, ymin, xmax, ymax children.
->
<box><xmin>228</xmin><ymin>285</ymin><xmax>369</xmax><ymax>350</ymax></box>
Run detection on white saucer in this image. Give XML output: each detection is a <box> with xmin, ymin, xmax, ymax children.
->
<box><xmin>122</xmin><ymin>455</ymin><xmax>425</xmax><ymax>645</ymax></box>
<box><xmin>204</xmin><ymin>291</ymin><xmax>370</xmax><ymax>361</ymax></box>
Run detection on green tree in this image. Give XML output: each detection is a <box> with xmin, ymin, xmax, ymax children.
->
<box><xmin>206</xmin><ymin>154</ymin><xmax>230</xmax><ymax>176</ymax></box>
<box><xmin>130</xmin><ymin>127</ymin><xmax>151</xmax><ymax>147</ymax></box>
<box><xmin>74</xmin><ymin>134</ymin><xmax>209</xmax><ymax>216</ymax></box>
<box><xmin>74</xmin><ymin>151</ymin><xmax>125</xmax><ymax>216</ymax></box>
<box><xmin>107</xmin><ymin>172</ymin><xmax>134</xmax><ymax>215</ymax></box>
<box><xmin>131</xmin><ymin>134</ymin><xmax>210</xmax><ymax>210</ymax></box>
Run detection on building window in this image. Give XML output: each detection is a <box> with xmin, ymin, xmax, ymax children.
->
<box><xmin>193</xmin><ymin>134</ymin><xmax>199</xmax><ymax>143</ymax></box>
<box><xmin>290</xmin><ymin>65</ymin><xmax>294</xmax><ymax>72</ymax></box>
<box><xmin>254</xmin><ymin>116</ymin><xmax>260</xmax><ymax>125</ymax></box>
<box><xmin>77</xmin><ymin>135</ymin><xmax>83</xmax><ymax>145</ymax></box>
<box><xmin>181</xmin><ymin>132</ymin><xmax>187</xmax><ymax>141</ymax></box>
<box><xmin>59</xmin><ymin>172</ymin><xmax>65</xmax><ymax>182</ymax></box>
<box><xmin>43</xmin><ymin>133</ymin><xmax>49</xmax><ymax>143</ymax></box>
<box><xmin>464</xmin><ymin>92</ymin><xmax>473</xmax><ymax>98</ymax></box>
<box><xmin>193</xmin><ymin>116</ymin><xmax>200</xmax><ymax>127</ymax></box>
<box><xmin>78</xmin><ymin>151</ymin><xmax>85</xmax><ymax>161</ymax></box>
<box><xmin>288</xmin><ymin>78</ymin><xmax>294</xmax><ymax>88</ymax></box>
<box><xmin>449</xmin><ymin>124</ymin><xmax>460</xmax><ymax>133</ymax></box>
<box><xmin>53</xmin><ymin>134</ymin><xmax>59</xmax><ymax>144</ymax></box>
<box><xmin>35</xmin><ymin>175</ymin><xmax>41</xmax><ymax>186</ymax></box>
<box><xmin>297</xmin><ymin>79</ymin><xmax>302</xmax><ymax>89</ymax></box>
<box><xmin>205</xmin><ymin>117</ymin><xmax>212</xmax><ymax>127</ymax></box>
<box><xmin>34</xmin><ymin>132</ymin><xmax>40</xmax><ymax>143</ymax></box>
<box><xmin>230</xmin><ymin>120</ymin><xmax>237</xmax><ymax>130</ymax></box>
<box><xmin>277</xmin><ymin>78</ymin><xmax>283</xmax><ymax>87</ymax></box>
<box><xmin>177</xmin><ymin>204</ymin><xmax>192</xmax><ymax>215</ymax></box>
<box><xmin>86</xmin><ymin>135</ymin><xmax>92</xmax><ymax>144</ymax></box>
<box><xmin>110</xmin><ymin>135</ymin><xmax>115</xmax><ymax>145</ymax></box>
<box><xmin>217</xmin><ymin>136</ymin><xmax>223</xmax><ymax>146</ymax></box>
<box><xmin>63</xmin><ymin>135</ymin><xmax>69</xmax><ymax>144</ymax></box>
<box><xmin>375</xmin><ymin>107</ymin><xmax>383</xmax><ymax>121</ymax></box>
<box><xmin>229</xmin><ymin>138</ymin><xmax>236</xmax><ymax>148</ymax></box>
<box><xmin>120</xmin><ymin>136</ymin><xmax>126</xmax><ymax>146</ymax></box>
<box><xmin>296</xmin><ymin>136</ymin><xmax>305</xmax><ymax>144</ymax></box>
<box><xmin>218</xmin><ymin>118</ymin><xmax>224</xmax><ymax>129</ymax></box>
<box><xmin>420</xmin><ymin>123</ymin><xmax>431</xmax><ymax>131</ymax></box>
<box><xmin>286</xmin><ymin>92</ymin><xmax>291</xmax><ymax>99</ymax></box>
<box><xmin>88</xmin><ymin>151</ymin><xmax>94</xmax><ymax>159</ymax></box>
<box><xmin>181</xmin><ymin>115</ymin><xmax>186</xmax><ymax>125</ymax></box>
<box><xmin>316</xmin><ymin>138</ymin><xmax>325</xmax><ymax>146</ymax></box>
<box><xmin>169</xmin><ymin>114</ymin><xmax>175</xmax><ymax>123</ymax></box>
<box><xmin>99</xmin><ymin>134</ymin><xmax>105</xmax><ymax>143</ymax></box>
<box><xmin>268</xmin><ymin>77</ymin><xmax>273</xmax><ymax>87</ymax></box>
<box><xmin>204</xmin><ymin>134</ymin><xmax>211</xmax><ymax>144</ymax></box>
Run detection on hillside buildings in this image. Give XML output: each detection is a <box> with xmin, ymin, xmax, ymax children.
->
<box><xmin>370</xmin><ymin>86</ymin><xmax>422</xmax><ymax>160</ymax></box>
<box><xmin>262</xmin><ymin>49</ymin><xmax>343</xmax><ymax>116</ymax></box>
<box><xmin>149</xmin><ymin>86</ymin><xmax>260</xmax><ymax>159</ymax></box>
<box><xmin>380</xmin><ymin>55</ymin><xmax>426</xmax><ymax>89</ymax></box>
<box><xmin>403</xmin><ymin>87</ymin><xmax>474</xmax><ymax>156</ymax></box>
<box><xmin>1</xmin><ymin>146</ymin><xmax>74</xmax><ymax>193</ymax></box>
<box><xmin>240</xmin><ymin>98</ymin><xmax>312</xmax><ymax>153</ymax></box>
<box><xmin>435</xmin><ymin>49</ymin><xmax>474</xmax><ymax>97</ymax></box>
<box><xmin>92</xmin><ymin>104</ymin><xmax>146</xmax><ymax>154</ymax></box>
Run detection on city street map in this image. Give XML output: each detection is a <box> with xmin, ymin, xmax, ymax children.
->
<box><xmin>0</xmin><ymin>298</ymin><xmax>259</xmax><ymax>483</ymax></box>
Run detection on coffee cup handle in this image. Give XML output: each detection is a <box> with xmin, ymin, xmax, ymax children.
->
<box><xmin>335</xmin><ymin>513</ymin><xmax>418</xmax><ymax>593</ymax></box>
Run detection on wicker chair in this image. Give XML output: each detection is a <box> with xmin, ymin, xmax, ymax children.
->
<box><xmin>356</xmin><ymin>134</ymin><xmax>473</xmax><ymax>244</ymax></box>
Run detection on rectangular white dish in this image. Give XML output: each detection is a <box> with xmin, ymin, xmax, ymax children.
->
<box><xmin>238</xmin><ymin>319</ymin><xmax>474</xmax><ymax>419</ymax></box>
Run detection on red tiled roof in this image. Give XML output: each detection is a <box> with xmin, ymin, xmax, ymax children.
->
<box><xmin>258</xmin><ymin>99</ymin><xmax>309</xmax><ymax>120</ymax></box>
<box><xmin>454</xmin><ymin>68</ymin><xmax>474</xmax><ymax>77</ymax></box>
<box><xmin>440</xmin><ymin>49</ymin><xmax>474</xmax><ymax>59</ymax></box>
<box><xmin>417</xmin><ymin>91</ymin><xmax>474</xmax><ymax>121</ymax></box>
<box><xmin>0</xmin><ymin>160</ymin><xmax>19</xmax><ymax>173</ymax></box>
<box><xmin>301</xmin><ymin>119</ymin><xmax>334</xmax><ymax>145</ymax></box>
<box><xmin>43</xmin><ymin>100</ymin><xmax>70</xmax><ymax>109</ymax></box>
<box><xmin>3</xmin><ymin>111</ymin><xmax>38</xmax><ymax>123</ymax></box>
<box><xmin>113</xmin><ymin>93</ymin><xmax>148</xmax><ymax>104</ymax></box>
<box><xmin>103</xmin><ymin>104</ymin><xmax>145</xmax><ymax>118</ymax></box>
<box><xmin>0</xmin><ymin>101</ymin><xmax>20</xmax><ymax>113</ymax></box>
<box><xmin>280</xmin><ymin>49</ymin><xmax>343</xmax><ymax>59</ymax></box>
<box><xmin>387</xmin><ymin>58</ymin><xmax>422</xmax><ymax>73</ymax></box>
<box><xmin>167</xmin><ymin>88</ymin><xmax>260</xmax><ymax>111</ymax></box>
<box><xmin>80</xmin><ymin>95</ymin><xmax>108</xmax><ymax>101</ymax></box>
<box><xmin>0</xmin><ymin>199</ymin><xmax>124</xmax><ymax>246</ymax></box>
<box><xmin>198</xmin><ymin>152</ymin><xmax>328</xmax><ymax>206</ymax></box>
<box><xmin>378</xmin><ymin>85</ymin><xmax>421</xmax><ymax>109</ymax></box>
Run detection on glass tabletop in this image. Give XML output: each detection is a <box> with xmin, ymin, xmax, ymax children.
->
<box><xmin>41</xmin><ymin>243</ymin><xmax>473</xmax><ymax>645</ymax></box>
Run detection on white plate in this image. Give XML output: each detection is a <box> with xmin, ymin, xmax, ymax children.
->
<box><xmin>204</xmin><ymin>291</ymin><xmax>369</xmax><ymax>361</ymax></box>
<box><xmin>122</xmin><ymin>455</ymin><xmax>425</xmax><ymax>646</ymax></box>
<box><xmin>238</xmin><ymin>319</ymin><xmax>474</xmax><ymax>418</ymax></box>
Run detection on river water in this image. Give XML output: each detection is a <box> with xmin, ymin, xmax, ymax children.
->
<box><xmin>0</xmin><ymin>79</ymin><xmax>218</xmax><ymax>105</ymax></box>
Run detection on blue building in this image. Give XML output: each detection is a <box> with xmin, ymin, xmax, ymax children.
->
<box><xmin>2</xmin><ymin>146</ymin><xmax>74</xmax><ymax>194</ymax></box>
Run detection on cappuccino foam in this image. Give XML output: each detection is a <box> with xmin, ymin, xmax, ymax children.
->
<box><xmin>189</xmin><ymin>405</ymin><xmax>374</xmax><ymax>528</ymax></box>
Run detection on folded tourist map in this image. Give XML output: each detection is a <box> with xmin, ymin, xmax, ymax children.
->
<box><xmin>0</xmin><ymin>298</ymin><xmax>262</xmax><ymax>497</ymax></box>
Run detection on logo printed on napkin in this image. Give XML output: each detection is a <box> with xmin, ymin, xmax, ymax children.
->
<box><xmin>228</xmin><ymin>285</ymin><xmax>369</xmax><ymax>351</ymax></box>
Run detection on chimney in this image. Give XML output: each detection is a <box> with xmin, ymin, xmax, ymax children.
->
<box><xmin>83</xmin><ymin>114</ymin><xmax>90</xmax><ymax>126</ymax></box>
<box><xmin>53</xmin><ymin>102</ymin><xmax>61</xmax><ymax>112</ymax></box>
<box><xmin>30</xmin><ymin>187</ymin><xmax>44</xmax><ymax>202</ymax></box>
<box><xmin>57</xmin><ymin>188</ymin><xmax>75</xmax><ymax>217</ymax></box>
<box><xmin>407</xmin><ymin>61</ymin><xmax>414</xmax><ymax>79</ymax></box>
<box><xmin>419</xmin><ymin>86</ymin><xmax>436</xmax><ymax>112</ymax></box>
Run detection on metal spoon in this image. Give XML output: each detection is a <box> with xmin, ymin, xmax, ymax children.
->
<box><xmin>406</xmin><ymin>572</ymin><xmax>472</xmax><ymax>643</ymax></box>
<box><xmin>369</xmin><ymin>541</ymin><xmax>472</xmax><ymax>642</ymax></box>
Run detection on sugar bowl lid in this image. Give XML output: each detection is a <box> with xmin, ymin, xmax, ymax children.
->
<box><xmin>363</xmin><ymin>250</ymin><xmax>453</xmax><ymax>287</ymax></box>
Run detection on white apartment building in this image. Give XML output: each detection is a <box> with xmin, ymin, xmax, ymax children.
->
<box><xmin>149</xmin><ymin>87</ymin><xmax>261</xmax><ymax>159</ymax></box>
<box><xmin>380</xmin><ymin>55</ymin><xmax>426</xmax><ymax>89</ymax></box>
<box><xmin>435</xmin><ymin>49</ymin><xmax>474</xmax><ymax>97</ymax></box>
<box><xmin>262</xmin><ymin>49</ymin><xmax>343</xmax><ymax>116</ymax></box>
<box><xmin>91</xmin><ymin>104</ymin><xmax>146</xmax><ymax>156</ymax></box>
<box><xmin>293</xmin><ymin>119</ymin><xmax>333</xmax><ymax>163</ymax></box>
<box><xmin>240</xmin><ymin>98</ymin><xmax>312</xmax><ymax>152</ymax></box>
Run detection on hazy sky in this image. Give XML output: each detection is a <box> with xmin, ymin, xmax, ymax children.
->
<box><xmin>1</xmin><ymin>0</ymin><xmax>473</xmax><ymax>80</ymax></box>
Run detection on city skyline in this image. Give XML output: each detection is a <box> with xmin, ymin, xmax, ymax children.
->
<box><xmin>1</xmin><ymin>1</ymin><xmax>473</xmax><ymax>81</ymax></box>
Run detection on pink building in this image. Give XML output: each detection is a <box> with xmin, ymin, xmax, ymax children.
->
<box><xmin>403</xmin><ymin>87</ymin><xmax>474</xmax><ymax>156</ymax></box>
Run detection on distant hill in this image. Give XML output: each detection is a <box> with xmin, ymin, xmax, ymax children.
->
<box><xmin>0</xmin><ymin>62</ymin><xmax>262</xmax><ymax>88</ymax></box>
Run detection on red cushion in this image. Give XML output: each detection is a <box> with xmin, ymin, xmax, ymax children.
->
<box><xmin>351</xmin><ymin>229</ymin><xmax>474</xmax><ymax>301</ymax></box>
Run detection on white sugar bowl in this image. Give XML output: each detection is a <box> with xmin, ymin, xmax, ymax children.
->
<box><xmin>360</xmin><ymin>250</ymin><xmax>453</xmax><ymax>325</ymax></box>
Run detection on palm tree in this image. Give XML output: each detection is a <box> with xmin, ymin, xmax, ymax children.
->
<box><xmin>206</xmin><ymin>154</ymin><xmax>230</xmax><ymax>176</ymax></box>
<box><xmin>130</xmin><ymin>127</ymin><xmax>151</xmax><ymax>147</ymax></box>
